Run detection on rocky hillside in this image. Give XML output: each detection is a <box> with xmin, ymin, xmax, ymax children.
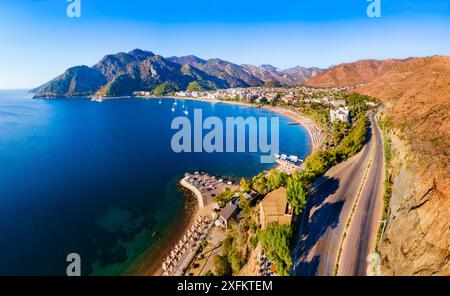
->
<box><xmin>378</xmin><ymin>130</ymin><xmax>449</xmax><ymax>275</ymax></box>
<box><xmin>167</xmin><ymin>56</ymin><xmax>264</xmax><ymax>87</ymax></box>
<box><xmin>357</xmin><ymin>56</ymin><xmax>450</xmax><ymax>180</ymax></box>
<box><xmin>167</xmin><ymin>55</ymin><xmax>322</xmax><ymax>87</ymax></box>
<box><xmin>241</xmin><ymin>64</ymin><xmax>322</xmax><ymax>86</ymax></box>
<box><xmin>33</xmin><ymin>49</ymin><xmax>228</xmax><ymax>98</ymax></box>
<box><xmin>305</xmin><ymin>59</ymin><xmax>402</xmax><ymax>87</ymax></box>
<box><xmin>307</xmin><ymin>56</ymin><xmax>450</xmax><ymax>275</ymax></box>
<box><xmin>31</xmin><ymin>66</ymin><xmax>107</xmax><ymax>98</ymax></box>
<box><xmin>33</xmin><ymin>49</ymin><xmax>323</xmax><ymax>98</ymax></box>
<box><xmin>358</xmin><ymin>57</ymin><xmax>450</xmax><ymax>275</ymax></box>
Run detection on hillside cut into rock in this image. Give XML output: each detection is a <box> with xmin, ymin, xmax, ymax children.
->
<box><xmin>306</xmin><ymin>56</ymin><xmax>450</xmax><ymax>275</ymax></box>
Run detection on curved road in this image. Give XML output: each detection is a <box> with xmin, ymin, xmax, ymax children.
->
<box><xmin>292</xmin><ymin>113</ymin><xmax>384</xmax><ymax>276</ymax></box>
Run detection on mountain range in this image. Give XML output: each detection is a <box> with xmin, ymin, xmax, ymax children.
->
<box><xmin>32</xmin><ymin>49</ymin><xmax>323</xmax><ymax>98</ymax></box>
<box><xmin>30</xmin><ymin>49</ymin><xmax>450</xmax><ymax>275</ymax></box>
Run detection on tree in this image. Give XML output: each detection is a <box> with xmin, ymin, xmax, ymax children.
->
<box><xmin>203</xmin><ymin>270</ymin><xmax>215</xmax><ymax>276</ymax></box>
<box><xmin>152</xmin><ymin>82</ymin><xmax>179</xmax><ymax>96</ymax></box>
<box><xmin>252</xmin><ymin>172</ymin><xmax>269</xmax><ymax>195</ymax></box>
<box><xmin>213</xmin><ymin>255</ymin><xmax>231</xmax><ymax>276</ymax></box>
<box><xmin>265</xmin><ymin>169</ymin><xmax>288</xmax><ymax>191</ymax></box>
<box><xmin>228</xmin><ymin>249</ymin><xmax>244</xmax><ymax>273</ymax></box>
<box><xmin>240</xmin><ymin>177</ymin><xmax>252</xmax><ymax>192</ymax></box>
<box><xmin>331</xmin><ymin>120</ymin><xmax>350</xmax><ymax>147</ymax></box>
<box><xmin>286</xmin><ymin>177</ymin><xmax>308</xmax><ymax>214</ymax></box>
<box><xmin>335</xmin><ymin>113</ymin><xmax>368</xmax><ymax>161</ymax></box>
<box><xmin>259</xmin><ymin>223</ymin><xmax>293</xmax><ymax>275</ymax></box>
<box><xmin>304</xmin><ymin>149</ymin><xmax>337</xmax><ymax>179</ymax></box>
<box><xmin>213</xmin><ymin>187</ymin><xmax>236</xmax><ymax>207</ymax></box>
<box><xmin>187</xmin><ymin>81</ymin><xmax>205</xmax><ymax>92</ymax></box>
<box><xmin>251</xmin><ymin>170</ymin><xmax>287</xmax><ymax>195</ymax></box>
<box><xmin>238</xmin><ymin>194</ymin><xmax>252</xmax><ymax>217</ymax></box>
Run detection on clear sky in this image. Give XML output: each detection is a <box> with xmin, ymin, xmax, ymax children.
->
<box><xmin>1</xmin><ymin>0</ymin><xmax>449</xmax><ymax>88</ymax></box>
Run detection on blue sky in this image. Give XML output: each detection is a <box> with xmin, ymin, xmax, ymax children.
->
<box><xmin>0</xmin><ymin>0</ymin><xmax>449</xmax><ymax>88</ymax></box>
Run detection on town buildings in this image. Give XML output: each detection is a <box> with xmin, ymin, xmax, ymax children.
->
<box><xmin>330</xmin><ymin>106</ymin><xmax>350</xmax><ymax>122</ymax></box>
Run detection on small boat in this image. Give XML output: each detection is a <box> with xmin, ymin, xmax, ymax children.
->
<box><xmin>159</xmin><ymin>99</ymin><xmax>162</xmax><ymax>104</ymax></box>
<box><xmin>171</xmin><ymin>107</ymin><xmax>175</xmax><ymax>112</ymax></box>
<box><xmin>174</xmin><ymin>101</ymin><xmax>178</xmax><ymax>106</ymax></box>
<box><xmin>289</xmin><ymin>155</ymin><xmax>298</xmax><ymax>162</ymax></box>
<box><xmin>184</xmin><ymin>109</ymin><xmax>189</xmax><ymax>115</ymax></box>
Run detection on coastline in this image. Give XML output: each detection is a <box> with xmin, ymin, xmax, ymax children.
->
<box><xmin>143</xmin><ymin>95</ymin><xmax>324</xmax><ymax>153</ymax></box>
<box><xmin>124</xmin><ymin>185</ymin><xmax>199</xmax><ymax>276</ymax></box>
<box><xmin>119</xmin><ymin>95</ymin><xmax>324</xmax><ymax>276</ymax></box>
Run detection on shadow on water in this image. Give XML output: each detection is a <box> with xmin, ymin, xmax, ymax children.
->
<box><xmin>292</xmin><ymin>176</ymin><xmax>345</xmax><ymax>275</ymax></box>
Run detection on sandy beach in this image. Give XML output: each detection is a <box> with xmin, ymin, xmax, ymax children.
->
<box><xmin>128</xmin><ymin>95</ymin><xmax>324</xmax><ymax>276</ymax></box>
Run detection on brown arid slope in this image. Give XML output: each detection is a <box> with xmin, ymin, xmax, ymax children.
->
<box><xmin>305</xmin><ymin>59</ymin><xmax>402</xmax><ymax>87</ymax></box>
<box><xmin>357</xmin><ymin>56</ymin><xmax>450</xmax><ymax>275</ymax></box>
<box><xmin>307</xmin><ymin>56</ymin><xmax>450</xmax><ymax>275</ymax></box>
<box><xmin>357</xmin><ymin>56</ymin><xmax>450</xmax><ymax>191</ymax></box>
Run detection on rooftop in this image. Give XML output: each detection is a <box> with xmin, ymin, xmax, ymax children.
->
<box><xmin>219</xmin><ymin>202</ymin><xmax>238</xmax><ymax>221</ymax></box>
<box><xmin>260</xmin><ymin>187</ymin><xmax>292</xmax><ymax>217</ymax></box>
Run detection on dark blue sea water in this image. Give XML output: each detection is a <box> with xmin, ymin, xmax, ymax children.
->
<box><xmin>0</xmin><ymin>89</ymin><xmax>309</xmax><ymax>275</ymax></box>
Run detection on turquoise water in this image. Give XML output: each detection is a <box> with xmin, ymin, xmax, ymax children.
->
<box><xmin>0</xmin><ymin>90</ymin><xmax>310</xmax><ymax>275</ymax></box>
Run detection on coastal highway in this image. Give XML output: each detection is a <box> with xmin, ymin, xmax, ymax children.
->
<box><xmin>291</xmin><ymin>113</ymin><xmax>384</xmax><ymax>276</ymax></box>
<box><xmin>337</xmin><ymin>115</ymin><xmax>384</xmax><ymax>276</ymax></box>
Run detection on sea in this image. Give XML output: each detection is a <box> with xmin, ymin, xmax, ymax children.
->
<box><xmin>0</xmin><ymin>89</ymin><xmax>310</xmax><ymax>275</ymax></box>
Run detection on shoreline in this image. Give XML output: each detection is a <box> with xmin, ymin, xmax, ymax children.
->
<box><xmin>143</xmin><ymin>95</ymin><xmax>324</xmax><ymax>153</ymax></box>
<box><xmin>120</xmin><ymin>95</ymin><xmax>323</xmax><ymax>276</ymax></box>
<box><xmin>123</xmin><ymin>185</ymin><xmax>199</xmax><ymax>276</ymax></box>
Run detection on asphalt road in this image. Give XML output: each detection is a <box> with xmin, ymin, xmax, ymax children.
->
<box><xmin>292</xmin><ymin>114</ymin><xmax>383</xmax><ymax>276</ymax></box>
<box><xmin>337</xmin><ymin>115</ymin><xmax>385</xmax><ymax>276</ymax></box>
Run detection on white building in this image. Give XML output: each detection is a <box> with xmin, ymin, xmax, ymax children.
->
<box><xmin>330</xmin><ymin>100</ymin><xmax>347</xmax><ymax>108</ymax></box>
<box><xmin>330</xmin><ymin>106</ymin><xmax>350</xmax><ymax>122</ymax></box>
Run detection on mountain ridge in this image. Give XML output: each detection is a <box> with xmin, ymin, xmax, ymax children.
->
<box><xmin>32</xmin><ymin>49</ymin><xmax>323</xmax><ymax>98</ymax></box>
